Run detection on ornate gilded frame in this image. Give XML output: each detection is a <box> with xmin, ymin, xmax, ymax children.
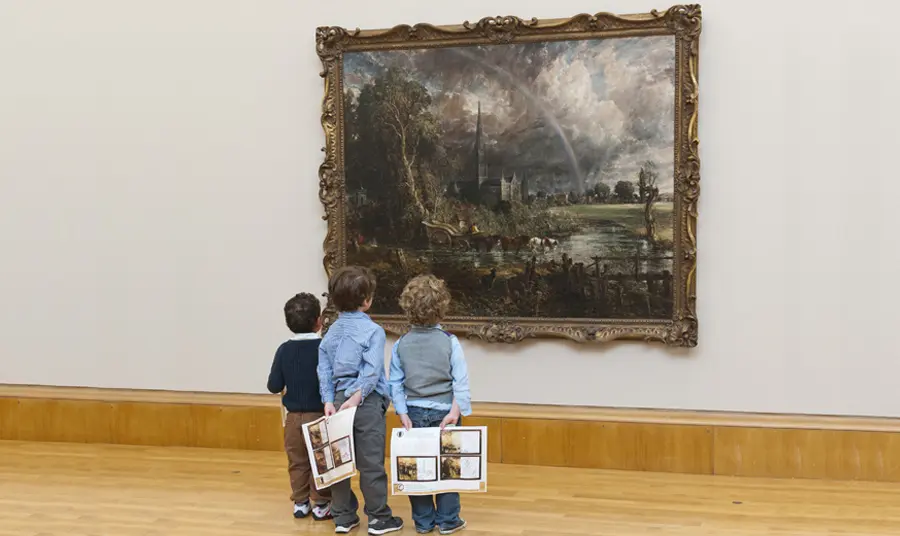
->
<box><xmin>315</xmin><ymin>5</ymin><xmax>701</xmax><ymax>346</ymax></box>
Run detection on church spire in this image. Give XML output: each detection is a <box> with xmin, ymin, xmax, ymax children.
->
<box><xmin>474</xmin><ymin>101</ymin><xmax>486</xmax><ymax>185</ymax></box>
<box><xmin>476</xmin><ymin>101</ymin><xmax>482</xmax><ymax>133</ymax></box>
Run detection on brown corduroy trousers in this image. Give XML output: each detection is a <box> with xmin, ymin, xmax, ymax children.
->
<box><xmin>284</xmin><ymin>411</ymin><xmax>332</xmax><ymax>504</ymax></box>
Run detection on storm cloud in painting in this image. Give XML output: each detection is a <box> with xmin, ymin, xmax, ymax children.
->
<box><xmin>343</xmin><ymin>36</ymin><xmax>675</xmax><ymax>195</ymax></box>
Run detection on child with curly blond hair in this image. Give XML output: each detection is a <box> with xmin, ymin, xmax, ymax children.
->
<box><xmin>388</xmin><ymin>275</ymin><xmax>471</xmax><ymax>535</ymax></box>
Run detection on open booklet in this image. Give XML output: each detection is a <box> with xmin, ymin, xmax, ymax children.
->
<box><xmin>390</xmin><ymin>426</ymin><xmax>488</xmax><ymax>495</ymax></box>
<box><xmin>302</xmin><ymin>407</ymin><xmax>357</xmax><ymax>490</ymax></box>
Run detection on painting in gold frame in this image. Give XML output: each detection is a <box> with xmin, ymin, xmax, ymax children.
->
<box><xmin>316</xmin><ymin>6</ymin><xmax>701</xmax><ymax>346</ymax></box>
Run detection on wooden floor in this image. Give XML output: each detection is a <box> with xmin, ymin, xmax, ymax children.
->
<box><xmin>2</xmin><ymin>441</ymin><xmax>900</xmax><ymax>536</ymax></box>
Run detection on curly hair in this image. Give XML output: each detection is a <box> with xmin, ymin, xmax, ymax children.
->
<box><xmin>398</xmin><ymin>275</ymin><xmax>451</xmax><ymax>326</ymax></box>
<box><xmin>284</xmin><ymin>293</ymin><xmax>321</xmax><ymax>333</ymax></box>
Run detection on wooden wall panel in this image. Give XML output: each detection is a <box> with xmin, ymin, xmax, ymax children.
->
<box><xmin>0</xmin><ymin>397</ymin><xmax>282</xmax><ymax>451</ymax></box>
<box><xmin>0</xmin><ymin>398</ymin><xmax>15</xmax><ymax>439</ymax></box>
<box><xmin>113</xmin><ymin>402</ymin><xmax>195</xmax><ymax>447</ymax></box>
<box><xmin>0</xmin><ymin>398</ymin><xmax>115</xmax><ymax>444</ymax></box>
<box><xmin>6</xmin><ymin>386</ymin><xmax>900</xmax><ymax>482</ymax></box>
<box><xmin>501</xmin><ymin>418</ymin><xmax>571</xmax><ymax>467</ymax></box>
<box><xmin>501</xmin><ymin>418</ymin><xmax>712</xmax><ymax>474</ymax></box>
<box><xmin>569</xmin><ymin>421</ymin><xmax>712</xmax><ymax>474</ymax></box>
<box><xmin>189</xmin><ymin>405</ymin><xmax>283</xmax><ymax>451</ymax></box>
<box><xmin>715</xmin><ymin>427</ymin><xmax>900</xmax><ymax>482</ymax></box>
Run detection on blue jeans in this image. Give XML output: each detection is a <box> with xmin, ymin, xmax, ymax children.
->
<box><xmin>405</xmin><ymin>406</ymin><xmax>462</xmax><ymax>531</ymax></box>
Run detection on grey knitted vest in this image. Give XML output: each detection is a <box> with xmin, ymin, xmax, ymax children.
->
<box><xmin>396</xmin><ymin>327</ymin><xmax>454</xmax><ymax>405</ymax></box>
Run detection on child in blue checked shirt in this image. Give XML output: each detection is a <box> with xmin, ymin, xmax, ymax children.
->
<box><xmin>388</xmin><ymin>275</ymin><xmax>471</xmax><ymax>535</ymax></box>
<box><xmin>317</xmin><ymin>266</ymin><xmax>404</xmax><ymax>535</ymax></box>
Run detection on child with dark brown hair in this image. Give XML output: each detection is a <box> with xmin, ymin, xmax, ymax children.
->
<box><xmin>388</xmin><ymin>274</ymin><xmax>471</xmax><ymax>535</ymax></box>
<box><xmin>267</xmin><ymin>292</ymin><xmax>332</xmax><ymax>521</ymax></box>
<box><xmin>317</xmin><ymin>266</ymin><xmax>404</xmax><ymax>535</ymax></box>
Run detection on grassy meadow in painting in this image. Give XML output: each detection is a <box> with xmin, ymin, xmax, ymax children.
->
<box><xmin>342</xmin><ymin>36</ymin><xmax>676</xmax><ymax>319</ymax></box>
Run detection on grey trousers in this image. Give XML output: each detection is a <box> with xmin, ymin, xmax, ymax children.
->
<box><xmin>330</xmin><ymin>391</ymin><xmax>393</xmax><ymax>525</ymax></box>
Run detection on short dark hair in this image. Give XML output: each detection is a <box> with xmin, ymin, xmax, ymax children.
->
<box><xmin>329</xmin><ymin>266</ymin><xmax>376</xmax><ymax>312</ymax></box>
<box><xmin>284</xmin><ymin>293</ymin><xmax>321</xmax><ymax>333</ymax></box>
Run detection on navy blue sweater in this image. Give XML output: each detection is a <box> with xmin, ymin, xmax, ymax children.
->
<box><xmin>267</xmin><ymin>339</ymin><xmax>325</xmax><ymax>413</ymax></box>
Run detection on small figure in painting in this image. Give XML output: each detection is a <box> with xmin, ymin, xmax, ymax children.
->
<box><xmin>389</xmin><ymin>274</ymin><xmax>471</xmax><ymax>535</ymax></box>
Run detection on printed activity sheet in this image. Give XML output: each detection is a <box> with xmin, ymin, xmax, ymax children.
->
<box><xmin>390</xmin><ymin>426</ymin><xmax>487</xmax><ymax>495</ymax></box>
<box><xmin>302</xmin><ymin>407</ymin><xmax>357</xmax><ymax>490</ymax></box>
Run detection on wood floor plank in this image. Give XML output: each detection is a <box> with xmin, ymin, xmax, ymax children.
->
<box><xmin>3</xmin><ymin>441</ymin><xmax>900</xmax><ymax>535</ymax></box>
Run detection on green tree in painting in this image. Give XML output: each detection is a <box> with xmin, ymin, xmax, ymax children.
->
<box><xmin>593</xmin><ymin>182</ymin><xmax>611</xmax><ymax>203</ymax></box>
<box><xmin>614</xmin><ymin>180</ymin><xmax>636</xmax><ymax>203</ymax></box>
<box><xmin>354</xmin><ymin>68</ymin><xmax>440</xmax><ymax>229</ymax></box>
<box><xmin>638</xmin><ymin>161</ymin><xmax>660</xmax><ymax>241</ymax></box>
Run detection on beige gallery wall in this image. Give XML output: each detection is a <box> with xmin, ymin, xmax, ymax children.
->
<box><xmin>1</xmin><ymin>0</ymin><xmax>898</xmax><ymax>416</ymax></box>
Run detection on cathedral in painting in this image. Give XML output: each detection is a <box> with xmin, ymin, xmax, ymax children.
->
<box><xmin>447</xmin><ymin>103</ymin><xmax>528</xmax><ymax>208</ymax></box>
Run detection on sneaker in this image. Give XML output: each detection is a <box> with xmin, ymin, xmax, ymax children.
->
<box><xmin>440</xmin><ymin>519</ymin><xmax>467</xmax><ymax>535</ymax></box>
<box><xmin>293</xmin><ymin>501</ymin><xmax>311</xmax><ymax>519</ymax></box>
<box><xmin>312</xmin><ymin>501</ymin><xmax>333</xmax><ymax>521</ymax></box>
<box><xmin>367</xmin><ymin>516</ymin><xmax>404</xmax><ymax>535</ymax></box>
<box><xmin>416</xmin><ymin>526</ymin><xmax>435</xmax><ymax>534</ymax></box>
<box><xmin>335</xmin><ymin>518</ymin><xmax>360</xmax><ymax>533</ymax></box>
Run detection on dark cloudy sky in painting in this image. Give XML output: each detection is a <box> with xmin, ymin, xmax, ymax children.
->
<box><xmin>343</xmin><ymin>36</ymin><xmax>675</xmax><ymax>194</ymax></box>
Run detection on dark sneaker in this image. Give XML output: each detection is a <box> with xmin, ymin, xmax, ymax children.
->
<box><xmin>335</xmin><ymin>517</ymin><xmax>361</xmax><ymax>533</ymax></box>
<box><xmin>416</xmin><ymin>526</ymin><xmax>435</xmax><ymax>534</ymax></box>
<box><xmin>368</xmin><ymin>516</ymin><xmax>404</xmax><ymax>535</ymax></box>
<box><xmin>312</xmin><ymin>501</ymin><xmax>333</xmax><ymax>521</ymax></box>
<box><xmin>293</xmin><ymin>501</ymin><xmax>310</xmax><ymax>519</ymax></box>
<box><xmin>440</xmin><ymin>519</ymin><xmax>467</xmax><ymax>535</ymax></box>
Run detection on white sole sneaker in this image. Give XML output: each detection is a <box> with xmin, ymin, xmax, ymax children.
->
<box><xmin>368</xmin><ymin>528</ymin><xmax>403</xmax><ymax>535</ymax></box>
<box><xmin>368</xmin><ymin>519</ymin><xmax>404</xmax><ymax>535</ymax></box>
<box><xmin>440</xmin><ymin>520</ymin><xmax>467</xmax><ymax>535</ymax></box>
<box><xmin>293</xmin><ymin>502</ymin><xmax>311</xmax><ymax>519</ymax></box>
<box><xmin>335</xmin><ymin>520</ymin><xmax>360</xmax><ymax>533</ymax></box>
<box><xmin>313</xmin><ymin>502</ymin><xmax>332</xmax><ymax>520</ymax></box>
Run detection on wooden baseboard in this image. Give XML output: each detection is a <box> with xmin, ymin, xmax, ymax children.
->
<box><xmin>0</xmin><ymin>385</ymin><xmax>283</xmax><ymax>451</ymax></box>
<box><xmin>3</xmin><ymin>384</ymin><xmax>900</xmax><ymax>482</ymax></box>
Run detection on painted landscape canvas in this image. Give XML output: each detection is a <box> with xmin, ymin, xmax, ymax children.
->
<box><xmin>344</xmin><ymin>37</ymin><xmax>675</xmax><ymax>317</ymax></box>
<box><xmin>317</xmin><ymin>8</ymin><xmax>701</xmax><ymax>345</ymax></box>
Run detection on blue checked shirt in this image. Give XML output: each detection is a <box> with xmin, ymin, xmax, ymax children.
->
<box><xmin>317</xmin><ymin>311</ymin><xmax>390</xmax><ymax>403</ymax></box>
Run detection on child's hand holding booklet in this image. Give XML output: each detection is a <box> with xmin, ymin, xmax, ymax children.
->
<box><xmin>302</xmin><ymin>406</ymin><xmax>358</xmax><ymax>490</ymax></box>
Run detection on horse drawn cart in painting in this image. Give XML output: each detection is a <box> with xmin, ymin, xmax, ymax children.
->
<box><xmin>421</xmin><ymin>220</ymin><xmax>481</xmax><ymax>251</ymax></box>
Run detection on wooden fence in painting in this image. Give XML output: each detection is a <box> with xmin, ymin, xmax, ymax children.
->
<box><xmin>521</xmin><ymin>247</ymin><xmax>674</xmax><ymax>314</ymax></box>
